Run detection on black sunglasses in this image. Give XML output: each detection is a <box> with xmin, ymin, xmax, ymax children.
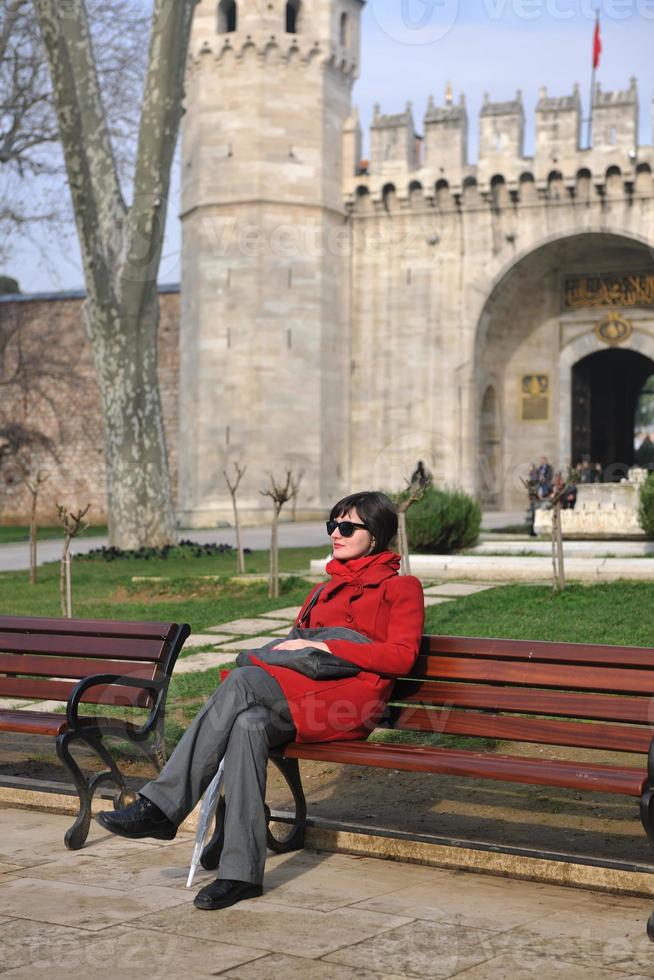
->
<box><xmin>326</xmin><ymin>519</ymin><xmax>369</xmax><ymax>537</ymax></box>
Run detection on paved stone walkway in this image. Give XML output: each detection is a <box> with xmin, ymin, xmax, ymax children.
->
<box><xmin>0</xmin><ymin>806</ymin><xmax>652</xmax><ymax>978</ymax></box>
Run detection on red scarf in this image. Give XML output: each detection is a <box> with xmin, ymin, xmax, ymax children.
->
<box><xmin>324</xmin><ymin>551</ymin><xmax>401</xmax><ymax>595</ymax></box>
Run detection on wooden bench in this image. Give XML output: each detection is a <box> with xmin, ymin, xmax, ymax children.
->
<box><xmin>201</xmin><ymin>632</ymin><xmax>654</xmax><ymax>864</ymax></box>
<box><xmin>0</xmin><ymin>615</ymin><xmax>190</xmax><ymax>850</ymax></box>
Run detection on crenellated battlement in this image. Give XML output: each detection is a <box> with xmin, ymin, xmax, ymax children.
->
<box><xmin>188</xmin><ymin>0</ymin><xmax>362</xmax><ymax>78</ymax></box>
<box><xmin>345</xmin><ymin>80</ymin><xmax>653</xmax><ymax>208</ymax></box>
<box><xmin>187</xmin><ymin>33</ymin><xmax>359</xmax><ymax>78</ymax></box>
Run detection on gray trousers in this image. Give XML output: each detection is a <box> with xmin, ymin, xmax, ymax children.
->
<box><xmin>140</xmin><ymin>666</ymin><xmax>295</xmax><ymax>884</ymax></box>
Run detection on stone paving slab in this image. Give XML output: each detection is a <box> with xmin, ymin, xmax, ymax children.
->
<box><xmin>209</xmin><ymin>618</ymin><xmax>288</xmax><ymax>635</ymax></box>
<box><xmin>183</xmin><ymin>633</ymin><xmax>233</xmax><ymax>649</ymax></box>
<box><xmin>258</xmin><ymin>606</ymin><xmax>302</xmax><ymax>620</ymax></box>
<box><xmin>322</xmin><ymin>917</ymin><xmax>498</xmax><ymax>977</ymax></box>
<box><xmin>134</xmin><ymin>899</ymin><xmax>413</xmax><ymax>959</ymax></box>
<box><xmin>423</xmin><ymin>596</ymin><xmax>453</xmax><ymax>607</ymax></box>
<box><xmin>0</xmin><ymin>875</ymin><xmax>189</xmax><ymax>931</ymax></box>
<box><xmin>173</xmin><ymin>651</ymin><xmax>237</xmax><ymax>674</ymax></box>
<box><xmin>215</xmin><ymin>636</ymin><xmax>281</xmax><ymax>651</ymax></box>
<box><xmin>423</xmin><ymin>583</ymin><xmax>497</xmax><ymax>597</ymax></box>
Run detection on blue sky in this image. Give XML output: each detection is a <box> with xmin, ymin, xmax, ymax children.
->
<box><xmin>10</xmin><ymin>0</ymin><xmax>654</xmax><ymax>293</ymax></box>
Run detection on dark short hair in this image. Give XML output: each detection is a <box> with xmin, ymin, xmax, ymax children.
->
<box><xmin>329</xmin><ymin>491</ymin><xmax>398</xmax><ymax>554</ymax></box>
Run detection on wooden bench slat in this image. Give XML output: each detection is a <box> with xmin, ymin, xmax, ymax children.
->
<box><xmin>392</xmin><ymin>706</ymin><xmax>654</xmax><ymax>754</ymax></box>
<box><xmin>420</xmin><ymin>657</ymin><xmax>654</xmax><ymax>694</ymax></box>
<box><xmin>391</xmin><ymin>680</ymin><xmax>654</xmax><ymax>724</ymax></box>
<box><xmin>0</xmin><ymin>654</ymin><xmax>158</xmax><ymax>681</ymax></box>
<box><xmin>283</xmin><ymin>741</ymin><xmax>647</xmax><ymax>795</ymax></box>
<box><xmin>0</xmin><ymin>634</ymin><xmax>165</xmax><ymax>660</ymax></box>
<box><xmin>424</xmin><ymin>635</ymin><xmax>654</xmax><ymax>669</ymax></box>
<box><xmin>0</xmin><ymin>615</ymin><xmax>177</xmax><ymax>639</ymax></box>
<box><xmin>0</xmin><ymin>676</ymin><xmax>154</xmax><ymax>708</ymax></box>
<box><xmin>0</xmin><ymin>710</ymin><xmax>70</xmax><ymax>736</ymax></box>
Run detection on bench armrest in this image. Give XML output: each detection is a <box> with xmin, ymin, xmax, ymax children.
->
<box><xmin>66</xmin><ymin>673</ymin><xmax>166</xmax><ymax>737</ymax></box>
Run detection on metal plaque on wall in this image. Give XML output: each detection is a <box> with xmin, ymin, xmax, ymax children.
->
<box><xmin>520</xmin><ymin>374</ymin><xmax>549</xmax><ymax>422</ymax></box>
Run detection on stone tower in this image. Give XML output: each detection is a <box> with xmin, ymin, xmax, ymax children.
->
<box><xmin>179</xmin><ymin>0</ymin><xmax>363</xmax><ymax>525</ymax></box>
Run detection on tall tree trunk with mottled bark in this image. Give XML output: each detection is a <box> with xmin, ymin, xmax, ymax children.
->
<box><xmin>33</xmin><ymin>0</ymin><xmax>197</xmax><ymax>547</ymax></box>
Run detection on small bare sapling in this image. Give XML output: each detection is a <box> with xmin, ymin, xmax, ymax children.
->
<box><xmin>397</xmin><ymin>461</ymin><xmax>432</xmax><ymax>575</ymax></box>
<box><xmin>56</xmin><ymin>503</ymin><xmax>90</xmax><ymax>617</ymax></box>
<box><xmin>224</xmin><ymin>461</ymin><xmax>247</xmax><ymax>574</ymax></box>
<box><xmin>260</xmin><ymin>471</ymin><xmax>298</xmax><ymax>598</ymax></box>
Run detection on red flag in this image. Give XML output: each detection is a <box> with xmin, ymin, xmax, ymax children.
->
<box><xmin>592</xmin><ymin>15</ymin><xmax>602</xmax><ymax>70</ymax></box>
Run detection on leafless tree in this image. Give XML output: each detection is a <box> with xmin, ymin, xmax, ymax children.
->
<box><xmin>33</xmin><ymin>0</ymin><xmax>198</xmax><ymax>548</ymax></box>
<box><xmin>397</xmin><ymin>462</ymin><xmax>432</xmax><ymax>575</ymax></box>
<box><xmin>56</xmin><ymin>501</ymin><xmax>90</xmax><ymax>616</ymax></box>
<box><xmin>0</xmin><ymin>0</ymin><xmax>149</xmax><ymax>266</ymax></box>
<box><xmin>24</xmin><ymin>467</ymin><xmax>49</xmax><ymax>584</ymax></box>
<box><xmin>223</xmin><ymin>461</ymin><xmax>246</xmax><ymax>575</ymax></box>
<box><xmin>522</xmin><ymin>475</ymin><xmax>576</xmax><ymax>592</ymax></box>
<box><xmin>260</xmin><ymin>471</ymin><xmax>298</xmax><ymax>599</ymax></box>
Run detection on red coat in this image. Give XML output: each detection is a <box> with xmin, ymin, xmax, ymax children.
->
<box><xmin>251</xmin><ymin>551</ymin><xmax>424</xmax><ymax>742</ymax></box>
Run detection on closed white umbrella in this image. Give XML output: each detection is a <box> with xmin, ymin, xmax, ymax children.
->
<box><xmin>186</xmin><ymin>758</ymin><xmax>225</xmax><ymax>888</ymax></box>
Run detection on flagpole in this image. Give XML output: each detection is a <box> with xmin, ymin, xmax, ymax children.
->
<box><xmin>587</xmin><ymin>10</ymin><xmax>600</xmax><ymax>148</ymax></box>
<box><xmin>587</xmin><ymin>64</ymin><xmax>595</xmax><ymax>149</ymax></box>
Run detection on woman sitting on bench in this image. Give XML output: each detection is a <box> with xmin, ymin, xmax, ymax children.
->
<box><xmin>97</xmin><ymin>490</ymin><xmax>424</xmax><ymax>910</ymax></box>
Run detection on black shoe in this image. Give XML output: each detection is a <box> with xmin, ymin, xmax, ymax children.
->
<box><xmin>193</xmin><ymin>878</ymin><xmax>263</xmax><ymax>911</ymax></box>
<box><xmin>96</xmin><ymin>796</ymin><xmax>177</xmax><ymax>841</ymax></box>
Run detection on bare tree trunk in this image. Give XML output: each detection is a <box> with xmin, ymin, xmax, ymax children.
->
<box><xmin>224</xmin><ymin>463</ymin><xmax>246</xmax><ymax>574</ymax></box>
<box><xmin>551</xmin><ymin>504</ymin><xmax>558</xmax><ymax>590</ymax></box>
<box><xmin>57</xmin><ymin>503</ymin><xmax>89</xmax><ymax>616</ymax></box>
<box><xmin>60</xmin><ymin>535</ymin><xmax>70</xmax><ymax>616</ymax></box>
<box><xmin>29</xmin><ymin>488</ymin><xmax>37</xmax><ymax>585</ymax></box>
<box><xmin>261</xmin><ymin>471</ymin><xmax>296</xmax><ymax>600</ymax></box>
<box><xmin>555</xmin><ymin>500</ymin><xmax>565</xmax><ymax>590</ymax></box>
<box><xmin>269</xmin><ymin>511</ymin><xmax>279</xmax><ymax>599</ymax></box>
<box><xmin>85</xmin><ymin>296</ymin><xmax>175</xmax><ymax>548</ymax></box>
<box><xmin>397</xmin><ymin>509</ymin><xmax>410</xmax><ymax>575</ymax></box>
<box><xmin>233</xmin><ymin>498</ymin><xmax>245</xmax><ymax>575</ymax></box>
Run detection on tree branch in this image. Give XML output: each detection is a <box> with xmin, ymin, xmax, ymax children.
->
<box><xmin>122</xmin><ymin>0</ymin><xmax>198</xmax><ymax>306</ymax></box>
<box><xmin>32</xmin><ymin>0</ymin><xmax>125</xmax><ymax>279</ymax></box>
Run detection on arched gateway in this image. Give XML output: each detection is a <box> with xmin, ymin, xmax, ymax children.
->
<box><xmin>474</xmin><ymin>232</ymin><xmax>654</xmax><ymax>509</ymax></box>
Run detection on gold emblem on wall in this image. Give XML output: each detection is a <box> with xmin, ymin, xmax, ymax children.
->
<box><xmin>520</xmin><ymin>374</ymin><xmax>549</xmax><ymax>422</ymax></box>
<box><xmin>594</xmin><ymin>311</ymin><xmax>633</xmax><ymax>346</ymax></box>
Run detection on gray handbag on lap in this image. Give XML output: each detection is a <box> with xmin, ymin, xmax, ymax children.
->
<box><xmin>236</xmin><ymin>587</ymin><xmax>371</xmax><ymax>679</ymax></box>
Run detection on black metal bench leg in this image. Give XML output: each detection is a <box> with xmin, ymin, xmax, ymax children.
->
<box><xmin>267</xmin><ymin>755</ymin><xmax>307</xmax><ymax>853</ymax></box>
<box><xmin>56</xmin><ymin>731</ymin><xmax>127</xmax><ymax>850</ymax></box>
<box><xmin>640</xmin><ymin>788</ymin><xmax>654</xmax><ymax>846</ymax></box>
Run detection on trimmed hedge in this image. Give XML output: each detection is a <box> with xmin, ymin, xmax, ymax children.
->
<box><xmin>401</xmin><ymin>485</ymin><xmax>481</xmax><ymax>554</ymax></box>
<box><xmin>638</xmin><ymin>473</ymin><xmax>654</xmax><ymax>539</ymax></box>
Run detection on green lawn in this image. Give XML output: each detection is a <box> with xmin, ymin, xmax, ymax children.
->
<box><xmin>0</xmin><ymin>545</ymin><xmax>329</xmax><ymax>630</ymax></box>
<box><xmin>424</xmin><ymin>580</ymin><xmax>654</xmax><ymax>647</ymax></box>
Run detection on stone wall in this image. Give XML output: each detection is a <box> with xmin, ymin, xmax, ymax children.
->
<box><xmin>0</xmin><ymin>288</ymin><xmax>180</xmax><ymax>525</ymax></box>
